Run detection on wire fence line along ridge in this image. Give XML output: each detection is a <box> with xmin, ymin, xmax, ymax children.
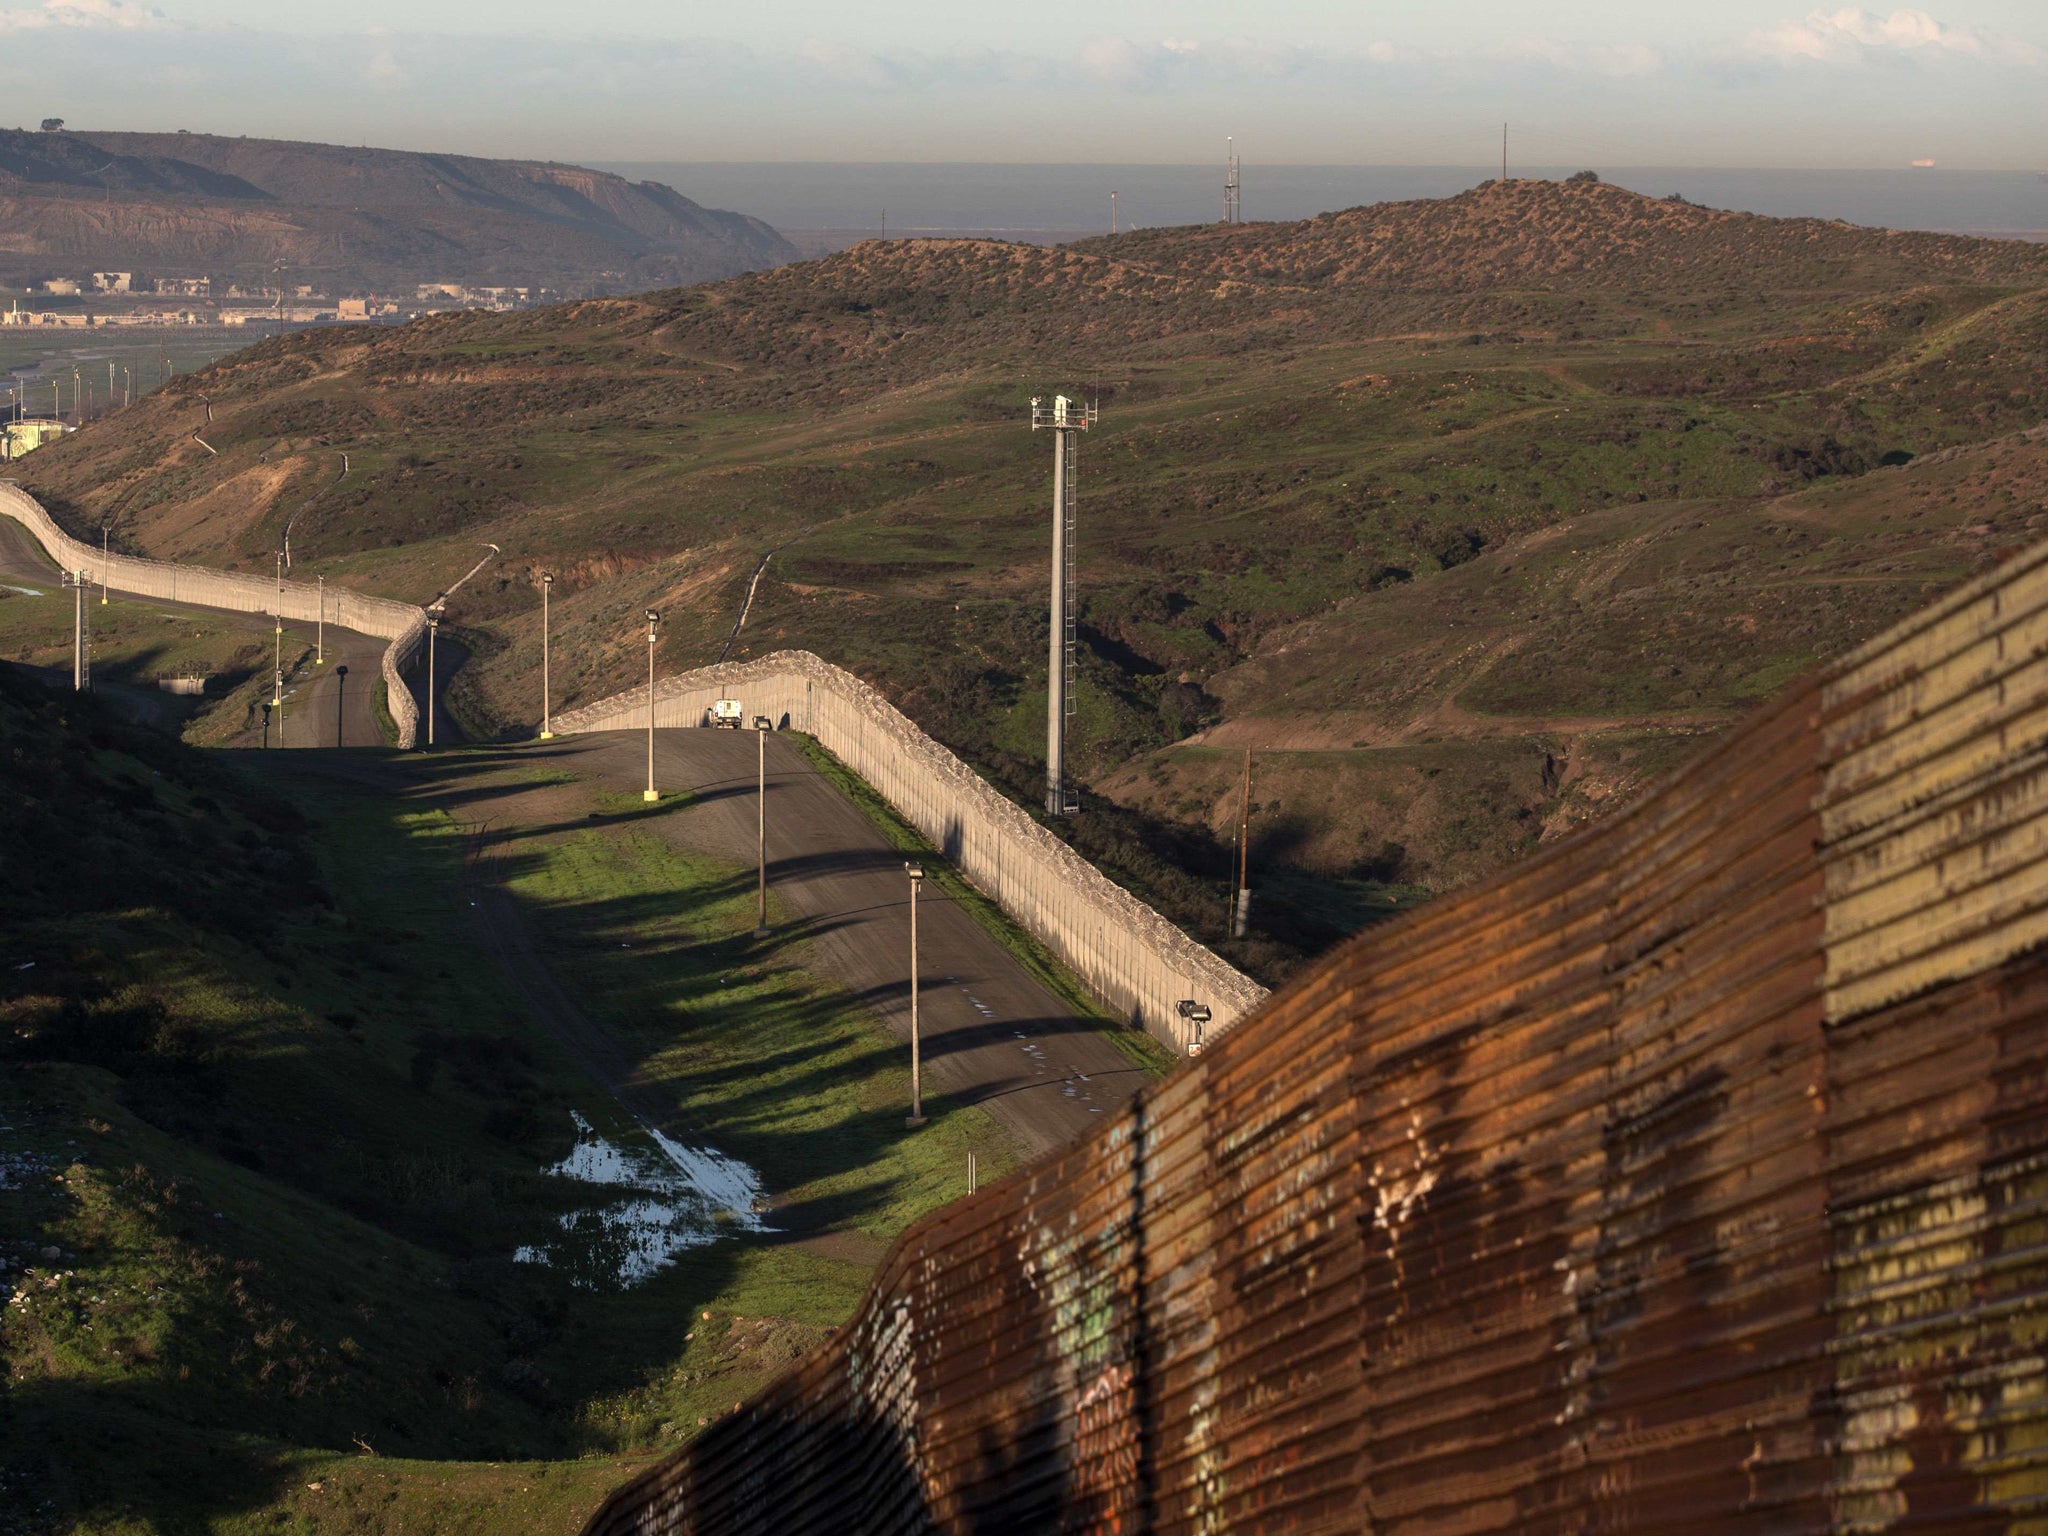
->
<box><xmin>551</xmin><ymin>649</ymin><xmax>1267</xmax><ymax>1052</ymax></box>
<box><xmin>574</xmin><ymin>536</ymin><xmax>2048</xmax><ymax>1534</ymax></box>
<box><xmin>0</xmin><ymin>484</ymin><xmax>426</xmax><ymax>748</ymax></box>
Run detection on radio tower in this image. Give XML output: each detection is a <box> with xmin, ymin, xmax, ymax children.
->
<box><xmin>1031</xmin><ymin>393</ymin><xmax>1098</xmax><ymax>816</ymax></box>
<box><xmin>1224</xmin><ymin>137</ymin><xmax>1241</xmax><ymax>224</ymax></box>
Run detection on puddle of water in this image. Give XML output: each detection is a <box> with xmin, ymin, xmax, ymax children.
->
<box><xmin>514</xmin><ymin>1111</ymin><xmax>770</xmax><ymax>1289</ymax></box>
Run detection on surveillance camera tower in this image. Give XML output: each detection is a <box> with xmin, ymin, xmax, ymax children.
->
<box><xmin>1030</xmin><ymin>393</ymin><xmax>1098</xmax><ymax>816</ymax></box>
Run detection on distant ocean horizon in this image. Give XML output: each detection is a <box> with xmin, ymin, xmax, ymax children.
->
<box><xmin>597</xmin><ymin>162</ymin><xmax>2048</xmax><ymax>248</ymax></box>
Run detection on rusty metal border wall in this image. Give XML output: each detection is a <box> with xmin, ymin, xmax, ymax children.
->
<box><xmin>0</xmin><ymin>484</ymin><xmax>427</xmax><ymax>747</ymax></box>
<box><xmin>552</xmin><ymin>652</ymin><xmax>1268</xmax><ymax>1053</ymax></box>
<box><xmin>579</xmin><ymin>538</ymin><xmax>2048</xmax><ymax>1533</ymax></box>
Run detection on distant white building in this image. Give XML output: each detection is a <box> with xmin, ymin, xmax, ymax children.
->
<box><xmin>155</xmin><ymin>276</ymin><xmax>212</xmax><ymax>298</ymax></box>
<box><xmin>91</xmin><ymin>272</ymin><xmax>132</xmax><ymax>293</ymax></box>
<box><xmin>40</xmin><ymin>278</ymin><xmax>79</xmax><ymax>296</ymax></box>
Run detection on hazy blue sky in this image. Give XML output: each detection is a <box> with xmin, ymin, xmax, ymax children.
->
<box><xmin>0</xmin><ymin>1</ymin><xmax>2043</xmax><ymax>168</ymax></box>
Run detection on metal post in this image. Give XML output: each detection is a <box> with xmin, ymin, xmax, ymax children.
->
<box><xmin>272</xmin><ymin>550</ymin><xmax>283</xmax><ymax>704</ymax></box>
<box><xmin>1047</xmin><ymin>425</ymin><xmax>1068</xmax><ymax>814</ymax></box>
<box><xmin>905</xmin><ymin>862</ymin><xmax>926</xmax><ymax>1128</ymax></box>
<box><xmin>316</xmin><ymin>575</ymin><xmax>324</xmax><ymax>664</ymax></box>
<box><xmin>71</xmin><ymin>572</ymin><xmax>82</xmax><ymax>689</ymax></box>
<box><xmin>99</xmin><ymin>525</ymin><xmax>107</xmax><ymax>604</ymax></box>
<box><xmin>1031</xmin><ymin>394</ymin><xmax>1095</xmax><ymax>816</ymax></box>
<box><xmin>426</xmin><ymin>615</ymin><xmax>438</xmax><ymax>747</ymax></box>
<box><xmin>643</xmin><ymin>609</ymin><xmax>660</xmax><ymax>802</ymax></box>
<box><xmin>261</xmin><ymin>700</ymin><xmax>271</xmax><ymax>748</ymax></box>
<box><xmin>334</xmin><ymin>664</ymin><xmax>348</xmax><ymax>747</ymax></box>
<box><xmin>1233</xmin><ymin>747</ymin><xmax>1254</xmax><ymax>938</ymax></box>
<box><xmin>539</xmin><ymin>572</ymin><xmax>554</xmax><ymax>739</ymax></box>
<box><xmin>754</xmin><ymin>720</ymin><xmax>770</xmax><ymax>936</ymax></box>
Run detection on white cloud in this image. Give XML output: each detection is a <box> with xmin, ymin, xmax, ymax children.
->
<box><xmin>362</xmin><ymin>27</ymin><xmax>406</xmax><ymax>92</ymax></box>
<box><xmin>0</xmin><ymin>0</ymin><xmax>170</xmax><ymax>29</ymax></box>
<box><xmin>1746</xmin><ymin>8</ymin><xmax>2040</xmax><ymax>65</ymax></box>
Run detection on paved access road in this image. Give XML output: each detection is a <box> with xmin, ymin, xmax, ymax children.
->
<box><xmin>530</xmin><ymin>729</ymin><xmax>1158</xmax><ymax>1161</ymax></box>
<box><xmin>0</xmin><ymin>515</ymin><xmax>450</xmax><ymax>747</ymax></box>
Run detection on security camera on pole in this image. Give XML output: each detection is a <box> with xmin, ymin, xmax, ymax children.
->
<box><xmin>643</xmin><ymin>609</ymin><xmax>660</xmax><ymax>802</ymax></box>
<box><xmin>904</xmin><ymin>861</ymin><xmax>926</xmax><ymax>1128</ymax></box>
<box><xmin>1029</xmin><ymin>393</ymin><xmax>1097</xmax><ymax>817</ymax></box>
<box><xmin>538</xmin><ymin>572</ymin><xmax>555</xmax><ymax>739</ymax></box>
<box><xmin>753</xmin><ymin>715</ymin><xmax>773</xmax><ymax>937</ymax></box>
<box><xmin>272</xmin><ymin>549</ymin><xmax>285</xmax><ymax>706</ymax></box>
<box><xmin>425</xmin><ymin>605</ymin><xmax>443</xmax><ymax>747</ymax></box>
<box><xmin>62</xmin><ymin>569</ymin><xmax>89</xmax><ymax>689</ymax></box>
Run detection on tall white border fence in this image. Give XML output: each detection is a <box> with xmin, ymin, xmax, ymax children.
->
<box><xmin>0</xmin><ymin>484</ymin><xmax>427</xmax><ymax>748</ymax></box>
<box><xmin>553</xmin><ymin>651</ymin><xmax>1268</xmax><ymax>1054</ymax></box>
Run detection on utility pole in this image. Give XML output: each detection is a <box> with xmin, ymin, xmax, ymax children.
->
<box><xmin>99</xmin><ymin>524</ymin><xmax>108</xmax><ymax>604</ymax></box>
<box><xmin>272</xmin><ymin>550</ymin><xmax>284</xmax><ymax>705</ymax></box>
<box><xmin>261</xmin><ymin>700</ymin><xmax>272</xmax><ymax>748</ymax></box>
<box><xmin>315</xmin><ymin>574</ymin><xmax>324</xmax><ymax>664</ymax></box>
<box><xmin>425</xmin><ymin>610</ymin><xmax>440</xmax><ymax>747</ymax></box>
<box><xmin>1233</xmin><ymin>747</ymin><xmax>1253</xmax><ymax>939</ymax></box>
<box><xmin>1224</xmin><ymin>137</ymin><xmax>1241</xmax><ymax>224</ymax></box>
<box><xmin>1502</xmin><ymin>122</ymin><xmax>1509</xmax><ymax>182</ymax></box>
<box><xmin>643</xmin><ymin>608</ymin><xmax>660</xmax><ymax>801</ymax></box>
<box><xmin>65</xmin><ymin>570</ymin><xmax>86</xmax><ymax>689</ymax></box>
<box><xmin>334</xmin><ymin>664</ymin><xmax>348</xmax><ymax>747</ymax></box>
<box><xmin>1030</xmin><ymin>394</ymin><xmax>1097</xmax><ymax>816</ymax></box>
<box><xmin>1110</xmin><ymin>190</ymin><xmax>1118</xmax><ymax>234</ymax></box>
<box><xmin>538</xmin><ymin>572</ymin><xmax>555</xmax><ymax>739</ymax></box>
<box><xmin>904</xmin><ymin>862</ymin><xmax>926</xmax><ymax>1128</ymax></box>
<box><xmin>754</xmin><ymin>716</ymin><xmax>772</xmax><ymax>938</ymax></box>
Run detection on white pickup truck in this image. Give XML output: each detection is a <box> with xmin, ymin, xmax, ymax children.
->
<box><xmin>710</xmin><ymin>699</ymin><xmax>745</xmax><ymax>729</ymax></box>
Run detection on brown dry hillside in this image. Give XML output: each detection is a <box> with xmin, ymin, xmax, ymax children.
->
<box><xmin>0</xmin><ymin>126</ymin><xmax>796</xmax><ymax>293</ymax></box>
<box><xmin>20</xmin><ymin>176</ymin><xmax>2048</xmax><ymax>982</ymax></box>
<box><xmin>1092</xmin><ymin>177</ymin><xmax>2048</xmax><ymax>290</ymax></box>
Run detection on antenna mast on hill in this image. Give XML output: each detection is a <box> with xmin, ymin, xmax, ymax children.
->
<box><xmin>1223</xmin><ymin>138</ymin><xmax>1241</xmax><ymax>224</ymax></box>
<box><xmin>1031</xmin><ymin>393</ymin><xmax>1098</xmax><ymax>816</ymax></box>
<box><xmin>1502</xmin><ymin>122</ymin><xmax>1508</xmax><ymax>182</ymax></box>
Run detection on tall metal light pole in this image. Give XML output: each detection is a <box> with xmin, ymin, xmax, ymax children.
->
<box><xmin>272</xmin><ymin>550</ymin><xmax>284</xmax><ymax>705</ymax></box>
<box><xmin>1029</xmin><ymin>393</ymin><xmax>1097</xmax><ymax>816</ymax></box>
<box><xmin>643</xmin><ymin>609</ymin><xmax>660</xmax><ymax>802</ymax></box>
<box><xmin>538</xmin><ymin>572</ymin><xmax>555</xmax><ymax>739</ymax></box>
<box><xmin>64</xmin><ymin>570</ymin><xmax>87</xmax><ymax>689</ymax></box>
<box><xmin>753</xmin><ymin>716</ymin><xmax>772</xmax><ymax>937</ymax></box>
<box><xmin>333</xmin><ymin>664</ymin><xmax>348</xmax><ymax>747</ymax></box>
<box><xmin>315</xmin><ymin>575</ymin><xmax>325</xmax><ymax>665</ymax></box>
<box><xmin>426</xmin><ymin>610</ymin><xmax>440</xmax><ymax>747</ymax></box>
<box><xmin>99</xmin><ymin>523</ymin><xmax>108</xmax><ymax>604</ymax></box>
<box><xmin>904</xmin><ymin>862</ymin><xmax>926</xmax><ymax>1128</ymax></box>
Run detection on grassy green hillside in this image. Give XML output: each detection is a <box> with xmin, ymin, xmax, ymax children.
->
<box><xmin>0</xmin><ymin>668</ymin><xmax>1013</xmax><ymax>1533</ymax></box>
<box><xmin>21</xmin><ymin>176</ymin><xmax>2048</xmax><ymax>982</ymax></box>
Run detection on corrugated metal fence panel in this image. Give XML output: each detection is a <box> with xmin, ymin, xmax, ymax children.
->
<box><xmin>575</xmin><ymin>539</ymin><xmax>2048</xmax><ymax>1534</ymax></box>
